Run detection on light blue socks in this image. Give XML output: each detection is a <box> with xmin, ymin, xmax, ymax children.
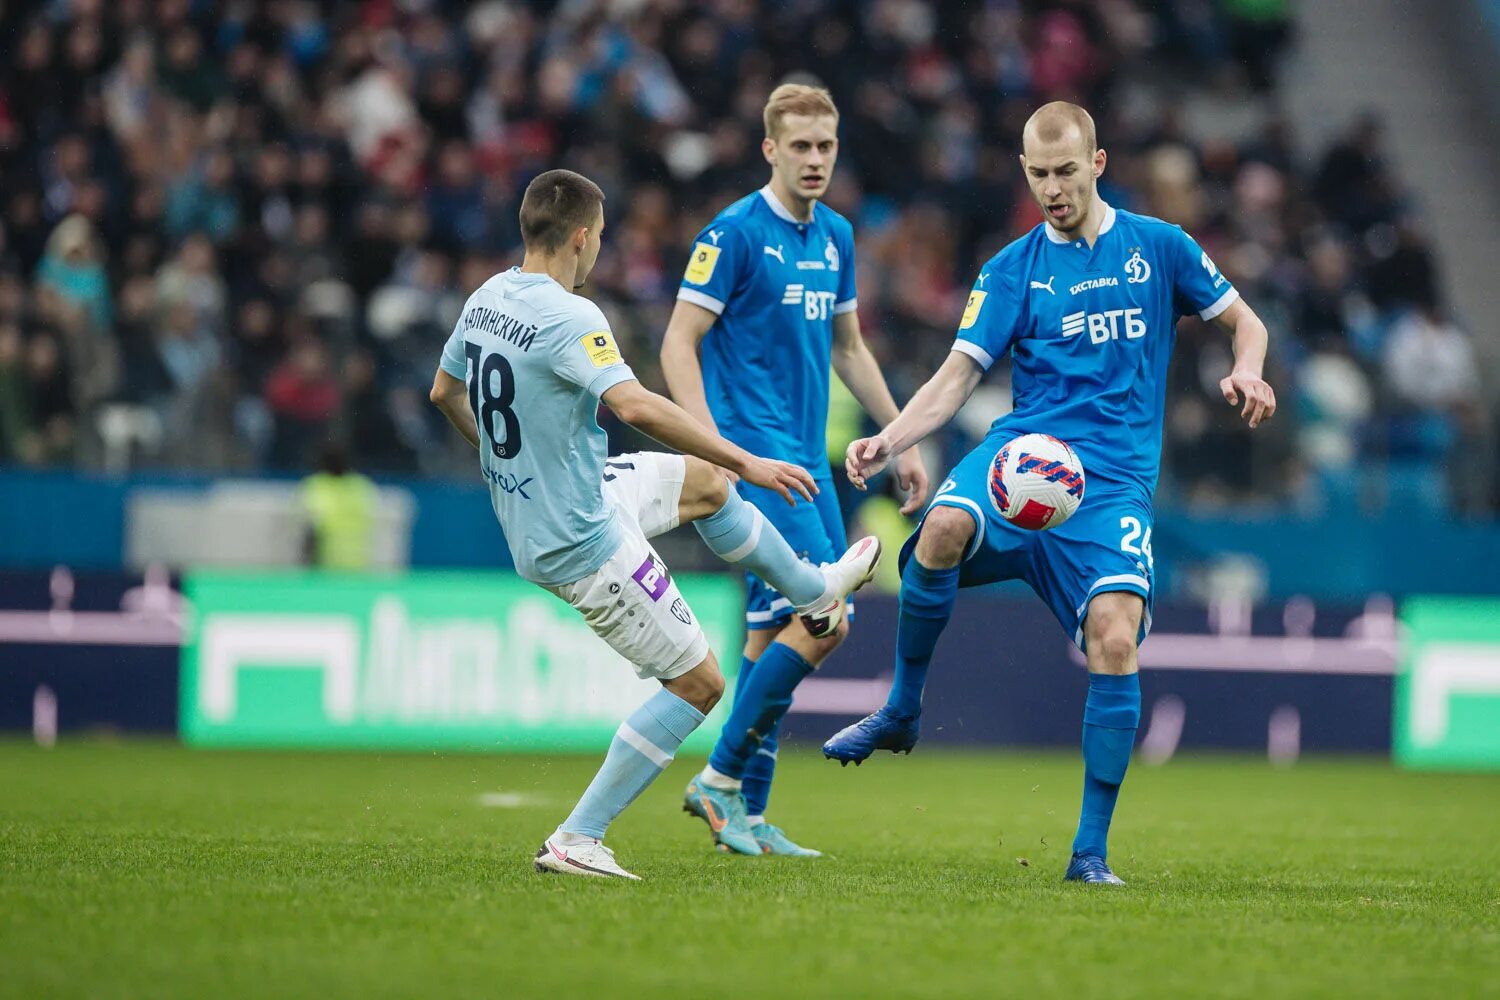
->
<box><xmin>694</xmin><ymin>487</ymin><xmax>824</xmax><ymax>606</ymax></box>
<box><xmin>562</xmin><ymin>689</ymin><xmax>705</xmax><ymax>839</ymax></box>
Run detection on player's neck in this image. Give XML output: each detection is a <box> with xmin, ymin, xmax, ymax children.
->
<box><xmin>766</xmin><ymin>178</ymin><xmax>816</xmax><ymax>223</ymax></box>
<box><xmin>519</xmin><ymin>252</ymin><xmax>580</xmax><ymax>292</ymax></box>
<box><xmin>1056</xmin><ymin>194</ymin><xmax>1110</xmax><ymax>248</ymax></box>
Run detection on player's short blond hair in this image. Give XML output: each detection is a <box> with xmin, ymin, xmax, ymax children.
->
<box><xmin>763</xmin><ymin>83</ymin><xmax>839</xmax><ymax>140</ymax></box>
<box><xmin>1023</xmin><ymin>101</ymin><xmax>1097</xmax><ymax>153</ymax></box>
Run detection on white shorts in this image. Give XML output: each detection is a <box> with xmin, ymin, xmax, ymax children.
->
<box><xmin>544</xmin><ymin>452</ymin><xmax>709</xmax><ymax>681</ymax></box>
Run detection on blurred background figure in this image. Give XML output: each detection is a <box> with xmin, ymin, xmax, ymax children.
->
<box><xmin>300</xmin><ymin>442</ymin><xmax>377</xmax><ymax>572</ymax></box>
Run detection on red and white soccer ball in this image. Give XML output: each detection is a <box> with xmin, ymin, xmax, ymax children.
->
<box><xmin>988</xmin><ymin>433</ymin><xmax>1086</xmax><ymax>531</ymax></box>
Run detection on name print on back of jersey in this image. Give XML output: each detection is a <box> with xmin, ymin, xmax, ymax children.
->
<box><xmin>463</xmin><ymin>306</ymin><xmax>539</xmax><ymax>352</ymax></box>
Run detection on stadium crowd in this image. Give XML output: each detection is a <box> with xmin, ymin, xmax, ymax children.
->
<box><xmin>0</xmin><ymin>0</ymin><xmax>1490</xmax><ymax>514</ymax></box>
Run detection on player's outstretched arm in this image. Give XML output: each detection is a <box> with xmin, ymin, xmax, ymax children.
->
<box><xmin>601</xmin><ymin>379</ymin><xmax>816</xmax><ymax>506</ymax></box>
<box><xmin>847</xmin><ymin>351</ymin><xmax>983</xmax><ymax>490</ymax></box>
<box><xmin>429</xmin><ymin>368</ymin><xmax>480</xmax><ymax>450</ymax></box>
<box><xmin>1211</xmin><ymin>299</ymin><xmax>1277</xmax><ymax>428</ymax></box>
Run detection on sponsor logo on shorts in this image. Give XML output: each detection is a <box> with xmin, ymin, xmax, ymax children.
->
<box><xmin>670</xmin><ymin>598</ymin><xmax>692</xmax><ymax>625</ymax></box>
<box><xmin>631</xmin><ymin>555</ymin><xmax>671</xmax><ymax>602</ymax></box>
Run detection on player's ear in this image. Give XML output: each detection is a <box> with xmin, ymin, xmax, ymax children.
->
<box><xmin>1093</xmin><ymin>148</ymin><xmax>1107</xmax><ymax>178</ymax></box>
<box><xmin>762</xmin><ymin>136</ymin><xmax>776</xmax><ymax>166</ymax></box>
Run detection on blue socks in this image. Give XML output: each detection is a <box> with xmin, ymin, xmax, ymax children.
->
<box><xmin>562</xmin><ymin>688</ymin><xmax>704</xmax><ymax>839</ymax></box>
<box><xmin>726</xmin><ymin>654</ymin><xmax>780</xmax><ymax>818</ymax></box>
<box><xmin>708</xmin><ymin>642</ymin><xmax>813</xmax><ymax>780</ymax></box>
<box><xmin>1072</xmin><ymin>672</ymin><xmax>1141</xmax><ymax>859</ymax></box>
<box><xmin>695</xmin><ymin>487</ymin><xmax>824</xmax><ymax>606</ymax></box>
<box><xmin>885</xmin><ymin>559</ymin><xmax>960</xmax><ymax>717</ymax></box>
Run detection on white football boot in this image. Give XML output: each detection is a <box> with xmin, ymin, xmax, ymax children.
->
<box><xmin>533</xmin><ymin>836</ymin><xmax>641</xmax><ymax>881</ymax></box>
<box><xmin>796</xmin><ymin>536</ymin><xmax>882</xmax><ymax>639</ymax></box>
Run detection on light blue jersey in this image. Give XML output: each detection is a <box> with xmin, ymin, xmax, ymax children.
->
<box><xmin>677</xmin><ymin>186</ymin><xmax>857</xmax><ymax>472</ymax></box>
<box><xmin>440</xmin><ymin>268</ymin><xmax>636</xmax><ymax>586</ymax></box>
<box><xmin>954</xmin><ymin>202</ymin><xmax>1238</xmax><ymax>494</ymax></box>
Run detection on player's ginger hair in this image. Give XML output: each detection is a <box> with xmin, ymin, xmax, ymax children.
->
<box><xmin>1023</xmin><ymin>101</ymin><xmax>1097</xmax><ymax>153</ymax></box>
<box><xmin>763</xmin><ymin>83</ymin><xmax>839</xmax><ymax>139</ymax></box>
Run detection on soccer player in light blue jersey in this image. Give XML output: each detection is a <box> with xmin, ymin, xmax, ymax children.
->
<box><xmin>430</xmin><ymin>169</ymin><xmax>880</xmax><ymax>880</ymax></box>
<box><xmin>661</xmin><ymin>84</ymin><xmax>929</xmax><ymax>857</ymax></box>
<box><xmin>825</xmin><ymin>103</ymin><xmax>1278</xmax><ymax>884</ymax></box>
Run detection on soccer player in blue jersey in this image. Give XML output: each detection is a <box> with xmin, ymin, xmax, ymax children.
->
<box><xmin>661</xmin><ymin>83</ymin><xmax>929</xmax><ymax>857</ymax></box>
<box><xmin>824</xmin><ymin>103</ymin><xmax>1278</xmax><ymax>884</ymax></box>
<box><xmin>429</xmin><ymin>169</ymin><xmax>880</xmax><ymax>880</ymax></box>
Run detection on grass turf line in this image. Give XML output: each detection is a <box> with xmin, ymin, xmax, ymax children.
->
<box><xmin>2</xmin><ymin>739</ymin><xmax>1497</xmax><ymax>999</ymax></box>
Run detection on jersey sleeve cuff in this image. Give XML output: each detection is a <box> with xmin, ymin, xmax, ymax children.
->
<box><xmin>1198</xmin><ymin>286</ymin><xmax>1240</xmax><ymax>321</ymax></box>
<box><xmin>438</xmin><ymin>357</ymin><xmax>466</xmax><ymax>380</ymax></box>
<box><xmin>951</xmin><ymin>340</ymin><xmax>995</xmax><ymax>371</ymax></box>
<box><xmin>833</xmin><ymin>297</ymin><xmax>858</xmax><ymax>315</ymax></box>
<box><xmin>676</xmin><ymin>288</ymin><xmax>726</xmax><ymax>316</ymax></box>
<box><xmin>585</xmin><ymin>364</ymin><xmax>637</xmax><ymax>400</ymax></box>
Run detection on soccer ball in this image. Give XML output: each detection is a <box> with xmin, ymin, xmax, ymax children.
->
<box><xmin>988</xmin><ymin>433</ymin><xmax>1086</xmax><ymax>531</ymax></box>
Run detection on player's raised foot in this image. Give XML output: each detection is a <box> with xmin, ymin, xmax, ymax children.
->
<box><xmin>533</xmin><ymin>836</ymin><xmax>641</xmax><ymax>880</ymax></box>
<box><xmin>752</xmin><ymin>823</ymin><xmax>823</xmax><ymax>857</ymax></box>
<box><xmin>682</xmin><ymin>779</ymin><xmax>762</xmax><ymax>855</ymax></box>
<box><xmin>1064</xmin><ymin>853</ymin><xmax>1126</xmax><ymax>885</ymax></box>
<box><xmin>797</xmin><ymin>536</ymin><xmax>882</xmax><ymax>639</ymax></box>
<box><xmin>822</xmin><ymin>706</ymin><xmax>920</xmax><ymax>764</ymax></box>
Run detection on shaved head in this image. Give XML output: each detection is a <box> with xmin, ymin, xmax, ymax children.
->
<box><xmin>1018</xmin><ymin>102</ymin><xmax>1106</xmax><ymax>236</ymax></box>
<box><xmin>1022</xmin><ymin>101</ymin><xmax>1097</xmax><ymax>157</ymax></box>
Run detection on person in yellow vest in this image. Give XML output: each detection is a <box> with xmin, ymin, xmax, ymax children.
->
<box><xmin>301</xmin><ymin>443</ymin><xmax>378</xmax><ymax>570</ymax></box>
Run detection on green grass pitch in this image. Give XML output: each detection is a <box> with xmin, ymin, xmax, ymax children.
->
<box><xmin>2</xmin><ymin>739</ymin><xmax>1497</xmax><ymax>999</ymax></box>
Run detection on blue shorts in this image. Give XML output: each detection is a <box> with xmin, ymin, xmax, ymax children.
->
<box><xmin>737</xmin><ymin>475</ymin><xmax>849</xmax><ymax>630</ymax></box>
<box><xmin>901</xmin><ymin>434</ymin><xmax>1155</xmax><ymax>650</ymax></box>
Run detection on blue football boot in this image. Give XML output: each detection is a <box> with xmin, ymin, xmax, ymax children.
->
<box><xmin>752</xmin><ymin>823</ymin><xmax>822</xmax><ymax>857</ymax></box>
<box><xmin>1064</xmin><ymin>853</ymin><xmax>1126</xmax><ymax>885</ymax></box>
<box><xmin>682</xmin><ymin>778</ymin><xmax>762</xmax><ymax>856</ymax></box>
<box><xmin>821</xmin><ymin>707</ymin><xmax>920</xmax><ymax>765</ymax></box>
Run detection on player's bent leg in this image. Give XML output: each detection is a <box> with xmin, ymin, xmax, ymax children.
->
<box><xmin>689</xmin><ymin>478</ymin><xmax>881</xmax><ymax>631</ymax></box>
<box><xmin>1066</xmin><ymin>591</ymin><xmax>1144</xmax><ymax>886</ymax></box>
<box><xmin>823</xmin><ymin>506</ymin><xmax>971</xmax><ymax>764</ymax></box>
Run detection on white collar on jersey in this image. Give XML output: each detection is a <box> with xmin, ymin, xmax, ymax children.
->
<box><xmin>759</xmin><ymin>185</ymin><xmax>812</xmax><ymax>224</ymax></box>
<box><xmin>1044</xmin><ymin>200</ymin><xmax>1117</xmax><ymax>244</ymax></box>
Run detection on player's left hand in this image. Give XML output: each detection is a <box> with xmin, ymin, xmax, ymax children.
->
<box><xmin>1220</xmin><ymin>370</ymin><xmax>1277</xmax><ymax>428</ymax></box>
<box><xmin>894</xmin><ymin>447</ymin><xmax>929</xmax><ymax>515</ymax></box>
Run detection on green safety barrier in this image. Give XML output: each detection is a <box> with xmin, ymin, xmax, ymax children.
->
<box><xmin>180</xmin><ymin>570</ymin><xmax>743</xmax><ymax>752</ymax></box>
<box><xmin>1394</xmin><ymin>597</ymin><xmax>1500</xmax><ymax>770</ymax></box>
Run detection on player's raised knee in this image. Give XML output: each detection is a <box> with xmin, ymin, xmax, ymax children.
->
<box><xmin>679</xmin><ymin>456</ymin><xmax>730</xmax><ymax>522</ymax></box>
<box><xmin>914</xmin><ymin>506</ymin><xmax>974</xmax><ymax>568</ymax></box>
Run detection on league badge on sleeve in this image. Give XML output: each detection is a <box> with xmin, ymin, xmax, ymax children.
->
<box><xmin>580</xmin><ymin>330</ymin><xmax>622</xmax><ymax>368</ymax></box>
<box><xmin>684</xmin><ymin>242</ymin><xmax>722</xmax><ymax>285</ymax></box>
<box><xmin>960</xmin><ymin>290</ymin><xmax>988</xmax><ymax>330</ymax></box>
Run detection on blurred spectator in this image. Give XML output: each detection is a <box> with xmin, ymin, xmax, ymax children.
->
<box><xmin>301</xmin><ymin>443</ymin><xmax>378</xmax><ymax>571</ymax></box>
<box><xmin>1382</xmin><ymin>304</ymin><xmax>1480</xmax><ymax>419</ymax></box>
<box><xmin>266</xmin><ymin>335</ymin><xmax>340</xmax><ymax>470</ymax></box>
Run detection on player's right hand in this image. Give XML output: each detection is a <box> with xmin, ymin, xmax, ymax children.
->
<box><xmin>741</xmin><ymin>457</ymin><xmax>818</xmax><ymax>506</ymax></box>
<box><xmin>846</xmin><ymin>436</ymin><xmax>893</xmax><ymax>491</ymax></box>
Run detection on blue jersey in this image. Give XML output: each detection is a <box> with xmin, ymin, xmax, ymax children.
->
<box><xmin>439</xmin><ymin>268</ymin><xmax>636</xmax><ymax>586</ymax></box>
<box><xmin>953</xmin><ymin>203</ymin><xmax>1238</xmax><ymax>494</ymax></box>
<box><xmin>677</xmin><ymin>186</ymin><xmax>858</xmax><ymax>472</ymax></box>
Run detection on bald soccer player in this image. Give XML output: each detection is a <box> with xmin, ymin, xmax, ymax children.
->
<box><xmin>823</xmin><ymin>102</ymin><xmax>1277</xmax><ymax>884</ymax></box>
